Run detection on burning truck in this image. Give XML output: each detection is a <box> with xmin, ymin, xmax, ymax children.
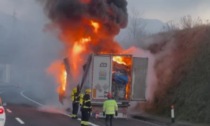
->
<box><xmin>44</xmin><ymin>0</ymin><xmax>148</xmax><ymax>118</ymax></box>
<box><xmin>71</xmin><ymin>54</ymin><xmax>148</xmax><ymax>117</ymax></box>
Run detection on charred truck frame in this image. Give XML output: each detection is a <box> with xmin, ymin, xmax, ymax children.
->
<box><xmin>78</xmin><ymin>54</ymin><xmax>148</xmax><ymax>118</ymax></box>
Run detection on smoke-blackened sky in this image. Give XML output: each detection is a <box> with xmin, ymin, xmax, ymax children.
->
<box><xmin>46</xmin><ymin>0</ymin><xmax>127</xmax><ymax>25</ymax></box>
<box><xmin>1</xmin><ymin>0</ymin><xmax>210</xmax><ymax>23</ymax></box>
<box><xmin>44</xmin><ymin>0</ymin><xmax>128</xmax><ymax>36</ymax></box>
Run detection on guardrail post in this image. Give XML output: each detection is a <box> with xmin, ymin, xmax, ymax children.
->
<box><xmin>171</xmin><ymin>105</ymin><xmax>175</xmax><ymax>123</ymax></box>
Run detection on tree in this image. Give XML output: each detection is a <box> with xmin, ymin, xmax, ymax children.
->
<box><xmin>180</xmin><ymin>15</ymin><xmax>203</xmax><ymax>29</ymax></box>
<box><xmin>163</xmin><ymin>20</ymin><xmax>179</xmax><ymax>32</ymax></box>
<box><xmin>128</xmin><ymin>8</ymin><xmax>146</xmax><ymax>42</ymax></box>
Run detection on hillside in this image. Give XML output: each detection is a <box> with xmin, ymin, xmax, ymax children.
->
<box><xmin>142</xmin><ymin>25</ymin><xmax>210</xmax><ymax>124</ymax></box>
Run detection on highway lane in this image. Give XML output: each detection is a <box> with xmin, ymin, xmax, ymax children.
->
<box><xmin>0</xmin><ymin>86</ymin><xmax>161</xmax><ymax>126</ymax></box>
<box><xmin>89</xmin><ymin>117</ymin><xmax>162</xmax><ymax>126</ymax></box>
<box><xmin>0</xmin><ymin>86</ymin><xmax>79</xmax><ymax>126</ymax></box>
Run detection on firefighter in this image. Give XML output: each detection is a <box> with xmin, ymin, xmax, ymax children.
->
<box><xmin>70</xmin><ymin>87</ymin><xmax>80</xmax><ymax>119</ymax></box>
<box><xmin>80</xmin><ymin>89</ymin><xmax>92</xmax><ymax>126</ymax></box>
<box><xmin>103</xmin><ymin>92</ymin><xmax>118</xmax><ymax>126</ymax></box>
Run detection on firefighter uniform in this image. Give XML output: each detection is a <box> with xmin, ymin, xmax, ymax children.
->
<box><xmin>80</xmin><ymin>89</ymin><xmax>92</xmax><ymax>126</ymax></box>
<box><xmin>70</xmin><ymin>87</ymin><xmax>80</xmax><ymax>119</ymax></box>
<box><xmin>79</xmin><ymin>93</ymin><xmax>84</xmax><ymax>106</ymax></box>
<box><xmin>103</xmin><ymin>93</ymin><xmax>118</xmax><ymax>126</ymax></box>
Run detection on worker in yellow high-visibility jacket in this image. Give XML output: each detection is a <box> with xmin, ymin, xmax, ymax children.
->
<box><xmin>103</xmin><ymin>92</ymin><xmax>118</xmax><ymax>126</ymax></box>
<box><xmin>70</xmin><ymin>87</ymin><xmax>80</xmax><ymax>119</ymax></box>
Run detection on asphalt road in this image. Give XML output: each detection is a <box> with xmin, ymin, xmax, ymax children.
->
<box><xmin>0</xmin><ymin>86</ymin><xmax>161</xmax><ymax>126</ymax></box>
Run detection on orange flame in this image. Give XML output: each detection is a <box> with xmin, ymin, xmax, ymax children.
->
<box><xmin>47</xmin><ymin>61</ymin><xmax>67</xmax><ymax>97</ymax></box>
<box><xmin>70</xmin><ymin>37</ymin><xmax>91</xmax><ymax>79</ymax></box>
<box><xmin>72</xmin><ymin>37</ymin><xmax>91</xmax><ymax>56</ymax></box>
<box><xmin>113</xmin><ymin>56</ymin><xmax>127</xmax><ymax>65</ymax></box>
<box><xmin>125</xmin><ymin>78</ymin><xmax>131</xmax><ymax>99</ymax></box>
<box><xmin>91</xmin><ymin>20</ymin><xmax>100</xmax><ymax>33</ymax></box>
<box><xmin>48</xmin><ymin>18</ymin><xmax>125</xmax><ymax>99</ymax></box>
<box><xmin>60</xmin><ymin>68</ymin><xmax>67</xmax><ymax>93</ymax></box>
<box><xmin>125</xmin><ymin>84</ymin><xmax>129</xmax><ymax>99</ymax></box>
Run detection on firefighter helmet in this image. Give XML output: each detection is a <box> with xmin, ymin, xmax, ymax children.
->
<box><xmin>85</xmin><ymin>89</ymin><xmax>91</xmax><ymax>93</ymax></box>
<box><xmin>72</xmin><ymin>87</ymin><xmax>77</xmax><ymax>93</ymax></box>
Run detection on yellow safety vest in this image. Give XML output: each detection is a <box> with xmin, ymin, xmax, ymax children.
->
<box><xmin>103</xmin><ymin>99</ymin><xmax>118</xmax><ymax>115</ymax></box>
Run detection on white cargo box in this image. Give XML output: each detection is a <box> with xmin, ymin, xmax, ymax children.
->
<box><xmin>80</xmin><ymin>54</ymin><xmax>148</xmax><ymax>102</ymax></box>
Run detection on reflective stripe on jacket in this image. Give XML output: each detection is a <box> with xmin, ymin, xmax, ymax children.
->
<box><xmin>71</xmin><ymin>92</ymin><xmax>80</xmax><ymax>103</ymax></box>
<box><xmin>81</xmin><ymin>93</ymin><xmax>91</xmax><ymax>110</ymax></box>
<box><xmin>79</xmin><ymin>94</ymin><xmax>84</xmax><ymax>105</ymax></box>
<box><xmin>103</xmin><ymin>99</ymin><xmax>118</xmax><ymax>114</ymax></box>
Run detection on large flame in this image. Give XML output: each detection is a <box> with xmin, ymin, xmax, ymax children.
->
<box><xmin>71</xmin><ymin>36</ymin><xmax>91</xmax><ymax>77</ymax></box>
<box><xmin>48</xmin><ymin>19</ymin><xmax>129</xmax><ymax>99</ymax></box>
<box><xmin>44</xmin><ymin>0</ymin><xmax>130</xmax><ymax>102</ymax></box>
<box><xmin>47</xmin><ymin>61</ymin><xmax>67</xmax><ymax>97</ymax></box>
<box><xmin>48</xmin><ymin>19</ymin><xmax>113</xmax><ymax>97</ymax></box>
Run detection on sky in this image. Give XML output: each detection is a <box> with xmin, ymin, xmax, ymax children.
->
<box><xmin>0</xmin><ymin>0</ymin><xmax>46</xmax><ymax>23</ymax></box>
<box><xmin>128</xmin><ymin>0</ymin><xmax>210</xmax><ymax>22</ymax></box>
<box><xmin>0</xmin><ymin>0</ymin><xmax>210</xmax><ymax>23</ymax></box>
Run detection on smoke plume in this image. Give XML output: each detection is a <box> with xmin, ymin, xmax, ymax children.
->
<box><xmin>40</xmin><ymin>0</ymin><xmax>129</xmax><ymax>105</ymax></box>
<box><xmin>45</xmin><ymin>0</ymin><xmax>128</xmax><ymax>28</ymax></box>
<box><xmin>43</xmin><ymin>0</ymin><xmax>128</xmax><ymax>52</ymax></box>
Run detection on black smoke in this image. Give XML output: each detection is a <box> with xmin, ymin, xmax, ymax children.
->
<box><xmin>43</xmin><ymin>0</ymin><xmax>128</xmax><ymax>35</ymax></box>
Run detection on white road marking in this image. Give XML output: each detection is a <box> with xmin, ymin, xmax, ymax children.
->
<box><xmin>20</xmin><ymin>91</ymin><xmax>44</xmax><ymax>106</ymax></box>
<box><xmin>15</xmin><ymin>117</ymin><xmax>25</xmax><ymax>124</ymax></box>
<box><xmin>130</xmin><ymin>118</ymin><xmax>162</xmax><ymax>126</ymax></box>
<box><xmin>20</xmin><ymin>91</ymin><xmax>99</xmax><ymax>126</ymax></box>
<box><xmin>63</xmin><ymin>113</ymin><xmax>99</xmax><ymax>126</ymax></box>
<box><xmin>77</xmin><ymin>118</ymin><xmax>81</xmax><ymax>121</ymax></box>
<box><xmin>6</xmin><ymin>109</ymin><xmax>12</xmax><ymax>113</ymax></box>
<box><xmin>89</xmin><ymin>122</ymin><xmax>99</xmax><ymax>126</ymax></box>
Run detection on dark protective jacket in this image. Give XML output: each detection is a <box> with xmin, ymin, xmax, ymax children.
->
<box><xmin>81</xmin><ymin>93</ymin><xmax>92</xmax><ymax>111</ymax></box>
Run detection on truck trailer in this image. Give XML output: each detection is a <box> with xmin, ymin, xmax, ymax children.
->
<box><xmin>79</xmin><ymin>54</ymin><xmax>148</xmax><ymax>118</ymax></box>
